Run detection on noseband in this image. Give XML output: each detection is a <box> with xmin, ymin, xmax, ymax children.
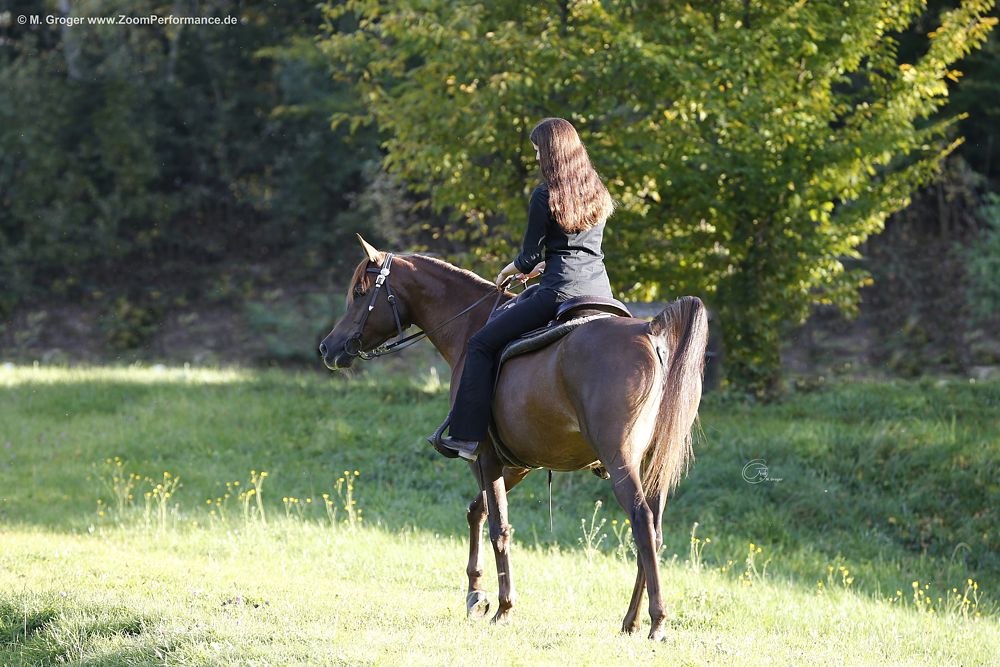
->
<box><xmin>344</xmin><ymin>253</ymin><xmax>508</xmax><ymax>360</ymax></box>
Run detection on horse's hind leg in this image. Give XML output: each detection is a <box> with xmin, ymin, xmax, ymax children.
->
<box><xmin>466</xmin><ymin>465</ymin><xmax>529</xmax><ymax>620</ymax></box>
<box><xmin>610</xmin><ymin>470</ymin><xmax>668</xmax><ymax>641</ymax></box>
<box><xmin>652</xmin><ymin>490</ymin><xmax>667</xmax><ymax>552</ymax></box>
<box><xmin>621</xmin><ymin>490</ymin><xmax>667</xmax><ymax>634</ymax></box>
<box><xmin>621</xmin><ymin>562</ymin><xmax>645</xmax><ymax>634</ymax></box>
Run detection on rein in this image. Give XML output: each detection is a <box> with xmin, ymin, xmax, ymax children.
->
<box><xmin>345</xmin><ymin>253</ymin><xmax>511</xmax><ymax>360</ymax></box>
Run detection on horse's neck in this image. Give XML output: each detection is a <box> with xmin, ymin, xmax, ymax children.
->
<box><xmin>401</xmin><ymin>258</ymin><xmax>497</xmax><ymax>369</ymax></box>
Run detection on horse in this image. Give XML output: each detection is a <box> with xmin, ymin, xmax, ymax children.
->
<box><xmin>319</xmin><ymin>235</ymin><xmax>708</xmax><ymax>641</ymax></box>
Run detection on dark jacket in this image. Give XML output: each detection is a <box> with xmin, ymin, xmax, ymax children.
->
<box><xmin>513</xmin><ymin>183</ymin><xmax>614</xmax><ymax>300</ymax></box>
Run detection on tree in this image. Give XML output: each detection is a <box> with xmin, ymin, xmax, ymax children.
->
<box><xmin>319</xmin><ymin>0</ymin><xmax>996</xmax><ymax>395</ymax></box>
<box><xmin>900</xmin><ymin>0</ymin><xmax>1000</xmax><ymax>184</ymax></box>
<box><xmin>0</xmin><ymin>0</ymin><xmax>376</xmax><ymax>315</ymax></box>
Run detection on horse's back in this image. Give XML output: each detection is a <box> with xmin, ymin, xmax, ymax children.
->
<box><xmin>492</xmin><ymin>316</ymin><xmax>660</xmax><ymax>471</ymax></box>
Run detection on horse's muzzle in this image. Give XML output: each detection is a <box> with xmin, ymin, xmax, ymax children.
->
<box><xmin>318</xmin><ymin>339</ymin><xmax>354</xmax><ymax>370</ymax></box>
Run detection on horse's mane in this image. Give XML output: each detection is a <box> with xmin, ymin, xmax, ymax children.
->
<box><xmin>345</xmin><ymin>252</ymin><xmax>494</xmax><ymax>304</ymax></box>
<box><xmin>408</xmin><ymin>253</ymin><xmax>496</xmax><ymax>290</ymax></box>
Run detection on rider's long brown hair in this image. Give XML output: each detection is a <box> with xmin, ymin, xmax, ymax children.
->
<box><xmin>529</xmin><ymin>117</ymin><xmax>615</xmax><ymax>233</ymax></box>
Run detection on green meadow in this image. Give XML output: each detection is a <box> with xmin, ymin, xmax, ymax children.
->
<box><xmin>1</xmin><ymin>365</ymin><xmax>997</xmax><ymax>665</ymax></box>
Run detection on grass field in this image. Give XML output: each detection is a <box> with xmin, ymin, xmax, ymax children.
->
<box><xmin>1</xmin><ymin>365</ymin><xmax>998</xmax><ymax>665</ymax></box>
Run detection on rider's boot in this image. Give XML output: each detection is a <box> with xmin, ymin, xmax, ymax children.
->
<box><xmin>436</xmin><ymin>436</ymin><xmax>480</xmax><ymax>461</ymax></box>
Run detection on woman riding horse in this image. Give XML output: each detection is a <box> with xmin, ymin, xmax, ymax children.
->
<box><xmin>439</xmin><ymin>117</ymin><xmax>616</xmax><ymax>461</ymax></box>
<box><xmin>318</xmin><ymin>117</ymin><xmax>708</xmax><ymax>639</ymax></box>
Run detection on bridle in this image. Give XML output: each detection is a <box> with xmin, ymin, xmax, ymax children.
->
<box><xmin>344</xmin><ymin>253</ymin><xmax>510</xmax><ymax>360</ymax></box>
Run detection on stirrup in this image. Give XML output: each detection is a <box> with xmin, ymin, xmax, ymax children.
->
<box><xmin>426</xmin><ymin>414</ymin><xmax>459</xmax><ymax>459</ymax></box>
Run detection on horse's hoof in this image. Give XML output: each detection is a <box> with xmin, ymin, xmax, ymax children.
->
<box><xmin>621</xmin><ymin>621</ymin><xmax>641</xmax><ymax>635</ymax></box>
<box><xmin>466</xmin><ymin>590</ymin><xmax>490</xmax><ymax>619</ymax></box>
<box><xmin>490</xmin><ymin>607</ymin><xmax>513</xmax><ymax>625</ymax></box>
<box><xmin>647</xmin><ymin>623</ymin><xmax>668</xmax><ymax>642</ymax></box>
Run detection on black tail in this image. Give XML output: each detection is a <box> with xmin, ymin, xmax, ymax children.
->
<box><xmin>642</xmin><ymin>296</ymin><xmax>709</xmax><ymax>496</ymax></box>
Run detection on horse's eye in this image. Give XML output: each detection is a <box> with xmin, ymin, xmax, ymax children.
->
<box><xmin>353</xmin><ymin>284</ymin><xmax>366</xmax><ymax>298</ymax></box>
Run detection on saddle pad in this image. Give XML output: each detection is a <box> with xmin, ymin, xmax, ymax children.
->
<box><xmin>497</xmin><ymin>313</ymin><xmax>614</xmax><ymax>367</ymax></box>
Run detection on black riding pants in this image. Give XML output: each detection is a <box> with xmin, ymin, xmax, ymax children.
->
<box><xmin>449</xmin><ymin>287</ymin><xmax>561</xmax><ymax>441</ymax></box>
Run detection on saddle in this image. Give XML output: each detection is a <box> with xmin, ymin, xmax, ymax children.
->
<box><xmin>490</xmin><ymin>285</ymin><xmax>631</xmax><ymax>368</ymax></box>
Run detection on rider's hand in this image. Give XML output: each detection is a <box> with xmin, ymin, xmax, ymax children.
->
<box><xmin>524</xmin><ymin>261</ymin><xmax>546</xmax><ymax>280</ymax></box>
<box><xmin>495</xmin><ymin>261</ymin><xmax>519</xmax><ymax>287</ymax></box>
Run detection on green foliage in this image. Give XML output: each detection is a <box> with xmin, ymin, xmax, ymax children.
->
<box><xmin>936</xmin><ymin>2</ymin><xmax>1000</xmax><ymax>182</ymax></box>
<box><xmin>102</xmin><ymin>295</ymin><xmax>164</xmax><ymax>352</ymax></box>
<box><xmin>966</xmin><ymin>193</ymin><xmax>1000</xmax><ymax>324</ymax></box>
<box><xmin>319</xmin><ymin>0</ymin><xmax>996</xmax><ymax>395</ymax></box>
<box><xmin>0</xmin><ymin>1</ymin><xmax>378</xmax><ymax>311</ymax></box>
<box><xmin>244</xmin><ymin>292</ymin><xmax>343</xmax><ymax>363</ymax></box>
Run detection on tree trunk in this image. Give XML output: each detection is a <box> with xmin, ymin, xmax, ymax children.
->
<box><xmin>716</xmin><ymin>233</ymin><xmax>783</xmax><ymax>398</ymax></box>
<box><xmin>58</xmin><ymin>0</ymin><xmax>83</xmax><ymax>81</ymax></box>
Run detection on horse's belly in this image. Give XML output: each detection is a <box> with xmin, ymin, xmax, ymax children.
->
<box><xmin>492</xmin><ymin>351</ymin><xmax>599</xmax><ymax>471</ymax></box>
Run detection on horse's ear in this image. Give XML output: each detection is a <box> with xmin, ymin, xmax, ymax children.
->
<box><xmin>356</xmin><ymin>233</ymin><xmax>384</xmax><ymax>264</ymax></box>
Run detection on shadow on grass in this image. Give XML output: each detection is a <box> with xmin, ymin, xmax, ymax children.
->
<box><xmin>0</xmin><ymin>597</ymin><xmax>172</xmax><ymax>667</ymax></box>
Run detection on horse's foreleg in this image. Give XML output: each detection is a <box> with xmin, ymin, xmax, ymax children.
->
<box><xmin>611</xmin><ymin>470</ymin><xmax>668</xmax><ymax>641</ymax></box>
<box><xmin>476</xmin><ymin>451</ymin><xmax>517</xmax><ymax>624</ymax></box>
<box><xmin>466</xmin><ymin>465</ymin><xmax>529</xmax><ymax>620</ymax></box>
<box><xmin>466</xmin><ymin>490</ymin><xmax>490</xmax><ymax>618</ymax></box>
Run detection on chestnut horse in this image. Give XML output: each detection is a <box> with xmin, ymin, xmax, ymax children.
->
<box><xmin>319</xmin><ymin>236</ymin><xmax>708</xmax><ymax>641</ymax></box>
